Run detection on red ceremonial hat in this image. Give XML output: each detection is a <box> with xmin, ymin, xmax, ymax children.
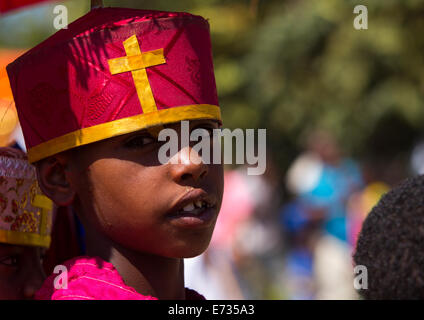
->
<box><xmin>0</xmin><ymin>147</ymin><xmax>53</xmax><ymax>247</ymax></box>
<box><xmin>7</xmin><ymin>6</ymin><xmax>220</xmax><ymax>163</ymax></box>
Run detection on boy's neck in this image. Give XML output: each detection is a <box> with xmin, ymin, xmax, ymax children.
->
<box><xmin>84</xmin><ymin>225</ymin><xmax>186</xmax><ymax>300</ymax></box>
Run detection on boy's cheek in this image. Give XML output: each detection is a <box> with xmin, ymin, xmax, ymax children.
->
<box><xmin>0</xmin><ymin>273</ymin><xmax>19</xmax><ymax>299</ymax></box>
<box><xmin>209</xmin><ymin>163</ymin><xmax>224</xmax><ymax>196</ymax></box>
<box><xmin>0</xmin><ymin>266</ymin><xmax>15</xmax><ymax>278</ymax></box>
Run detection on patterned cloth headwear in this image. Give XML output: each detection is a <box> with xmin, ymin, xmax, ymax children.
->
<box><xmin>0</xmin><ymin>147</ymin><xmax>52</xmax><ymax>247</ymax></box>
<box><xmin>7</xmin><ymin>7</ymin><xmax>220</xmax><ymax>163</ymax></box>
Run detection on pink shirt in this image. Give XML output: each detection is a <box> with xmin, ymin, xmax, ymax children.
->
<box><xmin>35</xmin><ymin>256</ymin><xmax>204</xmax><ymax>300</ymax></box>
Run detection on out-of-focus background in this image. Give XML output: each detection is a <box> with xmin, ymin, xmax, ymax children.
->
<box><xmin>1</xmin><ymin>0</ymin><xmax>424</xmax><ymax>299</ymax></box>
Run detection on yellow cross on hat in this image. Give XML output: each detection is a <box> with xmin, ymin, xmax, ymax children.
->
<box><xmin>108</xmin><ymin>35</ymin><xmax>166</xmax><ymax>114</ymax></box>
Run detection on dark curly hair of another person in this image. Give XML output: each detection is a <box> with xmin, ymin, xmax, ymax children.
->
<box><xmin>353</xmin><ymin>175</ymin><xmax>424</xmax><ymax>299</ymax></box>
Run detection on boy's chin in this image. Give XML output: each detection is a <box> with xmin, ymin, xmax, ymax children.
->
<box><xmin>164</xmin><ymin>240</ymin><xmax>212</xmax><ymax>259</ymax></box>
<box><xmin>179</xmin><ymin>248</ymin><xmax>209</xmax><ymax>259</ymax></box>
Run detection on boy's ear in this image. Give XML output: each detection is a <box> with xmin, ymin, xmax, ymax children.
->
<box><xmin>35</xmin><ymin>153</ymin><xmax>75</xmax><ymax>206</ymax></box>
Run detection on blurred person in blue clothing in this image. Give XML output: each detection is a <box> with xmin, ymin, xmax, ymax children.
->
<box><xmin>284</xmin><ymin>130</ymin><xmax>363</xmax><ymax>299</ymax></box>
<box><xmin>279</xmin><ymin>200</ymin><xmax>325</xmax><ymax>299</ymax></box>
<box><xmin>287</xmin><ymin>130</ymin><xmax>363</xmax><ymax>244</ymax></box>
<box><xmin>304</xmin><ymin>158</ymin><xmax>363</xmax><ymax>242</ymax></box>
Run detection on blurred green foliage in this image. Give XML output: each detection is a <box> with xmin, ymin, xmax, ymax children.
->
<box><xmin>1</xmin><ymin>0</ymin><xmax>424</xmax><ymax>178</ymax></box>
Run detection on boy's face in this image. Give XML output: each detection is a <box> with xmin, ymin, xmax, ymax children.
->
<box><xmin>0</xmin><ymin>243</ymin><xmax>45</xmax><ymax>299</ymax></box>
<box><xmin>67</xmin><ymin>119</ymin><xmax>224</xmax><ymax>258</ymax></box>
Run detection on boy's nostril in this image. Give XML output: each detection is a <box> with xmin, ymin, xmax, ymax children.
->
<box><xmin>181</xmin><ymin>173</ymin><xmax>191</xmax><ymax>181</ymax></box>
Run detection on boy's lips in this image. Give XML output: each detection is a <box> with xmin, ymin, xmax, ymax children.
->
<box><xmin>167</xmin><ymin>188</ymin><xmax>218</xmax><ymax>228</ymax></box>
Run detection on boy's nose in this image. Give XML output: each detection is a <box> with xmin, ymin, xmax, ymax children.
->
<box><xmin>23</xmin><ymin>268</ymin><xmax>45</xmax><ymax>299</ymax></box>
<box><xmin>23</xmin><ymin>283</ymin><xmax>39</xmax><ymax>299</ymax></box>
<box><xmin>170</xmin><ymin>146</ymin><xmax>208</xmax><ymax>183</ymax></box>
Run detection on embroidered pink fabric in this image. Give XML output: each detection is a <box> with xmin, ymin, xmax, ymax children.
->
<box><xmin>35</xmin><ymin>256</ymin><xmax>205</xmax><ymax>300</ymax></box>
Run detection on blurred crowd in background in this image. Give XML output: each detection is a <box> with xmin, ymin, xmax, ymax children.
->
<box><xmin>187</xmin><ymin>126</ymin><xmax>424</xmax><ymax>299</ymax></box>
<box><xmin>2</xmin><ymin>0</ymin><xmax>424</xmax><ymax>299</ymax></box>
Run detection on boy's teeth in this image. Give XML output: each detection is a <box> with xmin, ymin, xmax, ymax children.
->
<box><xmin>181</xmin><ymin>200</ymin><xmax>210</xmax><ymax>212</ymax></box>
<box><xmin>183</xmin><ymin>202</ymin><xmax>195</xmax><ymax>212</ymax></box>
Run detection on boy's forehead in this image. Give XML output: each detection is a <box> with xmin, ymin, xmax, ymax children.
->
<box><xmin>0</xmin><ymin>243</ymin><xmax>18</xmax><ymax>251</ymax></box>
<box><xmin>0</xmin><ymin>243</ymin><xmax>30</xmax><ymax>254</ymax></box>
<box><xmin>165</xmin><ymin>119</ymin><xmax>220</xmax><ymax>128</ymax></box>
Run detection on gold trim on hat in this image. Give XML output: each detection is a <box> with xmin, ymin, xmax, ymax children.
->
<box><xmin>0</xmin><ymin>230</ymin><xmax>51</xmax><ymax>248</ymax></box>
<box><xmin>27</xmin><ymin>104</ymin><xmax>221</xmax><ymax>163</ymax></box>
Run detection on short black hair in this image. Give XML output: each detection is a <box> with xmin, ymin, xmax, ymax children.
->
<box><xmin>353</xmin><ymin>175</ymin><xmax>424</xmax><ymax>299</ymax></box>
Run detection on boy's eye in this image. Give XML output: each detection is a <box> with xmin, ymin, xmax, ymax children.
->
<box><xmin>124</xmin><ymin>135</ymin><xmax>156</xmax><ymax>148</ymax></box>
<box><xmin>0</xmin><ymin>256</ymin><xmax>19</xmax><ymax>267</ymax></box>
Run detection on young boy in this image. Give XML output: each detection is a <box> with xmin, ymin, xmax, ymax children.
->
<box><xmin>353</xmin><ymin>175</ymin><xmax>424</xmax><ymax>299</ymax></box>
<box><xmin>7</xmin><ymin>6</ymin><xmax>223</xmax><ymax>299</ymax></box>
<box><xmin>0</xmin><ymin>147</ymin><xmax>53</xmax><ymax>299</ymax></box>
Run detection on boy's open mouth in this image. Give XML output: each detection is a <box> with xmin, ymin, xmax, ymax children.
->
<box><xmin>167</xmin><ymin>189</ymin><xmax>218</xmax><ymax>228</ymax></box>
<box><xmin>179</xmin><ymin>199</ymin><xmax>214</xmax><ymax>215</ymax></box>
